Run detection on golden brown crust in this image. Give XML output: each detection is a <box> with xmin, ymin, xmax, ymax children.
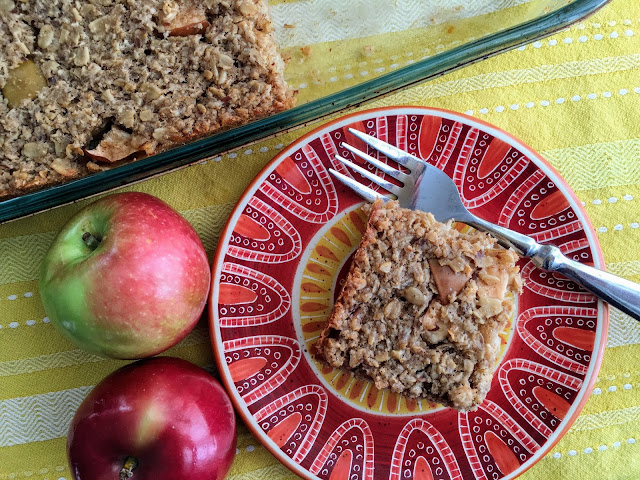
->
<box><xmin>317</xmin><ymin>200</ymin><xmax>523</xmax><ymax>412</ymax></box>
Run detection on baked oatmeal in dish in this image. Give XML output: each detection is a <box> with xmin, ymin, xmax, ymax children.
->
<box><xmin>317</xmin><ymin>200</ymin><xmax>522</xmax><ymax>412</ymax></box>
<box><xmin>0</xmin><ymin>0</ymin><xmax>296</xmax><ymax>198</ymax></box>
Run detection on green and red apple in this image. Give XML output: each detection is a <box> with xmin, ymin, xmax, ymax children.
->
<box><xmin>39</xmin><ymin>192</ymin><xmax>210</xmax><ymax>359</ymax></box>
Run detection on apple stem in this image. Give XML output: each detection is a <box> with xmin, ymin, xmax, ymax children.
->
<box><xmin>119</xmin><ymin>456</ymin><xmax>138</xmax><ymax>480</ymax></box>
<box><xmin>82</xmin><ymin>232</ymin><xmax>101</xmax><ymax>250</ymax></box>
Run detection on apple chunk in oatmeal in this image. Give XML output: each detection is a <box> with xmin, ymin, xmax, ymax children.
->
<box><xmin>316</xmin><ymin>200</ymin><xmax>522</xmax><ymax>412</ymax></box>
<box><xmin>0</xmin><ymin>0</ymin><xmax>296</xmax><ymax>197</ymax></box>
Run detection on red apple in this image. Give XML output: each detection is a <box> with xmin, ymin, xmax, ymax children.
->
<box><xmin>67</xmin><ymin>357</ymin><xmax>237</xmax><ymax>480</ymax></box>
<box><xmin>39</xmin><ymin>192</ymin><xmax>210</xmax><ymax>359</ymax></box>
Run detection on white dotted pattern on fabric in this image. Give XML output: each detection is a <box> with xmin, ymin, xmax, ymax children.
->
<box><xmin>551</xmin><ymin>439</ymin><xmax>637</xmax><ymax>458</ymax></box>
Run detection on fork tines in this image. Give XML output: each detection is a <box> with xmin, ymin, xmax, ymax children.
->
<box><xmin>345</xmin><ymin>128</ymin><xmax>422</xmax><ymax>170</ymax></box>
<box><xmin>328</xmin><ymin>168</ymin><xmax>385</xmax><ymax>203</ymax></box>
<box><xmin>329</xmin><ymin>128</ymin><xmax>422</xmax><ymax>202</ymax></box>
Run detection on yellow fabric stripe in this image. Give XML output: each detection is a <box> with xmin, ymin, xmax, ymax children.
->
<box><xmin>0</xmin><ymin>233</ymin><xmax>54</xmax><ymax>285</ymax></box>
<box><xmin>608</xmin><ymin>260</ymin><xmax>640</xmax><ymax>277</ymax></box>
<box><xmin>0</xmin><ymin>330</ymin><xmax>213</xmax><ymax>400</ymax></box>
<box><xmin>383</xmin><ymin>54</ymin><xmax>640</xmax><ymax>102</ymax></box>
<box><xmin>227</xmin><ymin>463</ymin><xmax>297</xmax><ymax>480</ymax></box>
<box><xmin>542</xmin><ymin>139</ymin><xmax>640</xmax><ymax>191</ymax></box>
<box><xmin>570</xmin><ymin>405</ymin><xmax>640</xmax><ymax>432</ymax></box>
<box><xmin>0</xmin><ymin>438</ymin><xmax>69</xmax><ymax>480</ymax></box>
<box><xmin>606</xmin><ymin>309</ymin><xmax>640</xmax><ymax>348</ymax></box>
<box><xmin>0</xmin><ymin>327</ymin><xmax>209</xmax><ymax>379</ymax></box>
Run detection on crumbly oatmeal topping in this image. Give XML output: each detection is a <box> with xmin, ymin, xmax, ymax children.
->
<box><xmin>317</xmin><ymin>200</ymin><xmax>522</xmax><ymax>412</ymax></box>
<box><xmin>0</xmin><ymin>0</ymin><xmax>295</xmax><ymax>197</ymax></box>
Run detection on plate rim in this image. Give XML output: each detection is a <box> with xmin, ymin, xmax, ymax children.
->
<box><xmin>208</xmin><ymin>105</ymin><xmax>609</xmax><ymax>480</ymax></box>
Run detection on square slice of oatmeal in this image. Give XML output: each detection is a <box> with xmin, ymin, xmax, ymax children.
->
<box><xmin>317</xmin><ymin>200</ymin><xmax>522</xmax><ymax>412</ymax></box>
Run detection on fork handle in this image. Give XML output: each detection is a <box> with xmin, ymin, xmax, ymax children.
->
<box><xmin>468</xmin><ymin>216</ymin><xmax>640</xmax><ymax>321</ymax></box>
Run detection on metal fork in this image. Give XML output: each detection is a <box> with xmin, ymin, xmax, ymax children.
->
<box><xmin>330</xmin><ymin>128</ymin><xmax>640</xmax><ymax>321</ymax></box>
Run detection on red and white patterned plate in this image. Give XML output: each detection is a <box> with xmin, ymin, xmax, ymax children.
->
<box><xmin>209</xmin><ymin>107</ymin><xmax>608</xmax><ymax>480</ymax></box>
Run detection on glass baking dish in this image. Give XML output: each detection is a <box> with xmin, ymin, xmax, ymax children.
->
<box><xmin>0</xmin><ymin>0</ymin><xmax>610</xmax><ymax>223</ymax></box>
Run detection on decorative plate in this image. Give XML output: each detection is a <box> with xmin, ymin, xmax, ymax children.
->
<box><xmin>209</xmin><ymin>107</ymin><xmax>608</xmax><ymax>480</ymax></box>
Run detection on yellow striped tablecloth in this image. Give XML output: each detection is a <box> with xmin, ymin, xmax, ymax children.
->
<box><xmin>1</xmin><ymin>0</ymin><xmax>640</xmax><ymax>479</ymax></box>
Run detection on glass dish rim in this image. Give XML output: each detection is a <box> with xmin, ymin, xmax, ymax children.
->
<box><xmin>0</xmin><ymin>0</ymin><xmax>611</xmax><ymax>224</ymax></box>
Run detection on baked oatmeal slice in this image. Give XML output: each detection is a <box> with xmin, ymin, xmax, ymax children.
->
<box><xmin>0</xmin><ymin>0</ymin><xmax>296</xmax><ymax>197</ymax></box>
<box><xmin>316</xmin><ymin>200</ymin><xmax>522</xmax><ymax>412</ymax></box>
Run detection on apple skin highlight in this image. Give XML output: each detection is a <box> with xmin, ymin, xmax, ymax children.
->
<box><xmin>39</xmin><ymin>192</ymin><xmax>211</xmax><ymax>359</ymax></box>
<box><xmin>67</xmin><ymin>357</ymin><xmax>237</xmax><ymax>480</ymax></box>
